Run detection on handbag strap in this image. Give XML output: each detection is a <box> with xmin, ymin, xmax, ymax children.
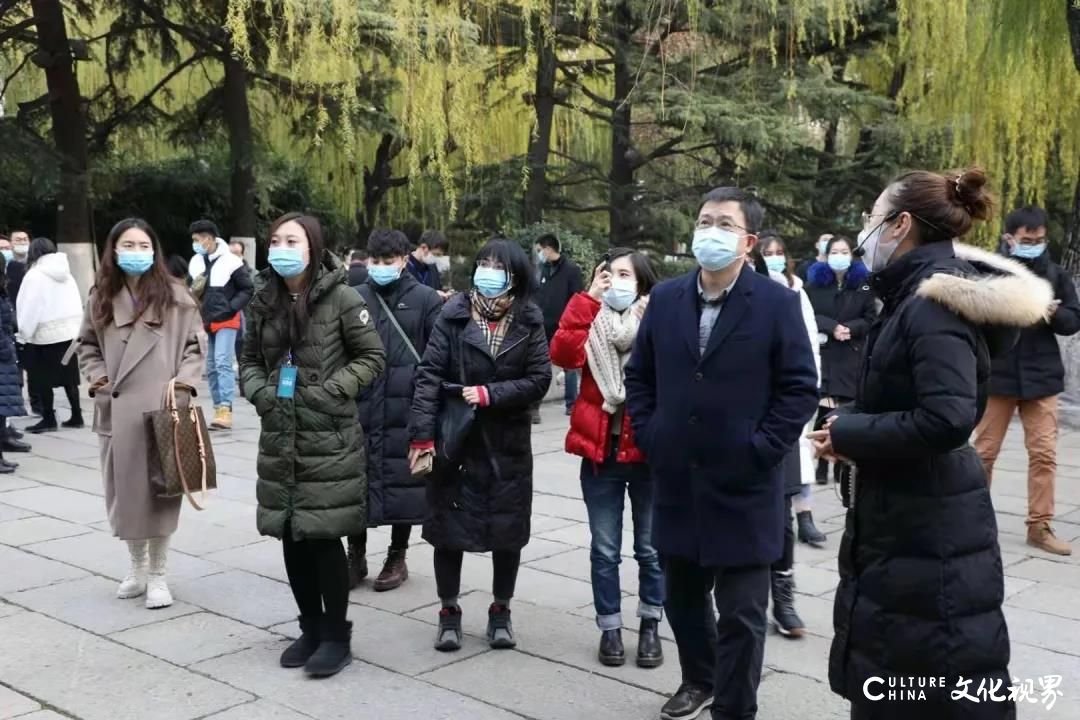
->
<box><xmin>373</xmin><ymin>293</ymin><xmax>421</xmax><ymax>363</ymax></box>
<box><xmin>168</xmin><ymin>381</ymin><xmax>209</xmax><ymax>511</ymax></box>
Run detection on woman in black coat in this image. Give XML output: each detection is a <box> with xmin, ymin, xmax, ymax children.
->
<box><xmin>0</xmin><ymin>255</ymin><xmax>28</xmax><ymax>471</ymax></box>
<box><xmin>810</xmin><ymin>168</ymin><xmax>1053</xmax><ymax>720</ymax></box>
<box><xmin>409</xmin><ymin>238</ymin><xmax>551</xmax><ymax>653</ymax></box>
<box><xmin>804</xmin><ymin>236</ymin><xmax>876</xmax><ymax>484</ymax></box>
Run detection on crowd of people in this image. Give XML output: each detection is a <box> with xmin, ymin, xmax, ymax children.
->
<box><xmin>4</xmin><ymin>163</ymin><xmax>1078</xmax><ymax>718</ymax></box>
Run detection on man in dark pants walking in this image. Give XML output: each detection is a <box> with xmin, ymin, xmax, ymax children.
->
<box><xmin>533</xmin><ymin>233</ymin><xmax>584</xmax><ymax>420</ymax></box>
<box><xmin>625</xmin><ymin>187</ymin><xmax>818</xmax><ymax>720</ymax></box>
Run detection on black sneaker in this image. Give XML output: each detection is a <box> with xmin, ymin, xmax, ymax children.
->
<box><xmin>487</xmin><ymin>603</ymin><xmax>516</xmax><ymax>649</ymax></box>
<box><xmin>279</xmin><ymin>615</ymin><xmax>321</xmax><ymax>668</ymax></box>
<box><xmin>304</xmin><ymin>620</ymin><xmax>352</xmax><ymax>678</ymax></box>
<box><xmin>660</xmin><ymin>683</ymin><xmax>713</xmax><ymax>720</ymax></box>
<box><xmin>598</xmin><ymin>629</ymin><xmax>625</xmax><ymax>666</ymax></box>
<box><xmin>435</xmin><ymin>606</ymin><xmax>463</xmax><ymax>652</ymax></box>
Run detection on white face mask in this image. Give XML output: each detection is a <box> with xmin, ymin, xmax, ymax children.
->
<box><xmin>434</xmin><ymin>255</ymin><xmax>451</xmax><ymax>274</ymax></box>
<box><xmin>857</xmin><ymin>220</ymin><xmax>901</xmax><ymax>272</ymax></box>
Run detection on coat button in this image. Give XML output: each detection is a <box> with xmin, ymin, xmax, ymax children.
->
<box><xmin>694</xmin><ymin>372</ymin><xmax>703</xmax><ymax>381</ymax></box>
<box><xmin>111</xmin><ymin>391</ymin><xmax>119</xmax><ymax>398</ymax></box>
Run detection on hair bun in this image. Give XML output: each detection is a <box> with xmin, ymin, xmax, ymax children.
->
<box><xmin>951</xmin><ymin>167</ymin><xmax>992</xmax><ymax>221</ymax></box>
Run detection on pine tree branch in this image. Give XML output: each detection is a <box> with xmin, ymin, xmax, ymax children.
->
<box><xmin>0</xmin><ymin>16</ymin><xmax>34</xmax><ymax>44</ymax></box>
<box><xmin>0</xmin><ymin>49</ymin><xmax>33</xmax><ymax>96</ymax></box>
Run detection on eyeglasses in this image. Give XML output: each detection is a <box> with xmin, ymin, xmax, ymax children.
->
<box><xmin>695</xmin><ymin>217</ymin><xmax>747</xmax><ymax>233</ymax></box>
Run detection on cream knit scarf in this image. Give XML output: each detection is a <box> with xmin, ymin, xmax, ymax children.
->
<box><xmin>586</xmin><ymin>298</ymin><xmax>645</xmax><ymax>414</ymax></box>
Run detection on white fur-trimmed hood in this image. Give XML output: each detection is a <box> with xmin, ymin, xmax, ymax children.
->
<box><xmin>915</xmin><ymin>243</ymin><xmax>1054</xmax><ymax>328</ymax></box>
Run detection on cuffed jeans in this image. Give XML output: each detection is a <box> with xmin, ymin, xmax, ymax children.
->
<box><xmin>975</xmin><ymin>394</ymin><xmax>1058</xmax><ymax>526</ymax></box>
<box><xmin>580</xmin><ymin>451</ymin><xmax>664</xmax><ymax>631</ymax></box>
<box><xmin>207</xmin><ymin>328</ymin><xmax>238</xmax><ymax>409</ymax></box>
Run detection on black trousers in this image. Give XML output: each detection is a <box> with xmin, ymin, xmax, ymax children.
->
<box><xmin>350</xmin><ymin>524</ymin><xmax>412</xmax><ymax>552</ymax></box>
<box><xmin>282</xmin><ymin>531</ymin><xmax>349</xmax><ymax>625</ymax></box>
<box><xmin>434</xmin><ymin>548</ymin><xmax>521</xmax><ymax>601</ymax></box>
<box><xmin>663</xmin><ymin>556</ymin><xmax>770</xmax><ymax>719</ymax></box>
<box><xmin>771</xmin><ymin>495</ymin><xmax>795</xmax><ymax>573</ymax></box>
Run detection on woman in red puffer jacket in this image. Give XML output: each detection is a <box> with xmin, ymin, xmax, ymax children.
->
<box><xmin>549</xmin><ymin>248</ymin><xmax>663</xmax><ymax>670</ymax></box>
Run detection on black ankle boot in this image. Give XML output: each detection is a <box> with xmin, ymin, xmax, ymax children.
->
<box><xmin>815</xmin><ymin>459</ymin><xmax>829</xmax><ymax>485</ymax></box>
<box><xmin>304</xmin><ymin>620</ymin><xmax>352</xmax><ymax>677</ymax></box>
<box><xmin>280</xmin><ymin>615</ymin><xmax>321</xmax><ymax>668</ymax></box>
<box><xmin>0</xmin><ymin>454</ymin><xmax>13</xmax><ymax>474</ymax></box>
<box><xmin>771</xmin><ymin>571</ymin><xmax>805</xmax><ymax>639</ymax></box>
<box><xmin>62</xmin><ymin>414</ymin><xmax>84</xmax><ymax>429</ymax></box>
<box><xmin>796</xmin><ymin>510</ymin><xmax>827</xmax><ymax>547</ymax></box>
<box><xmin>27</xmin><ymin>414</ymin><xmax>57</xmax><ymax>434</ymax></box>
<box><xmin>346</xmin><ymin>538</ymin><xmax>367</xmax><ymax>589</ymax></box>
<box><xmin>598</xmin><ymin>629</ymin><xmax>625</xmax><ymax>666</ymax></box>
<box><xmin>1</xmin><ymin>437</ymin><xmax>31</xmax><ymax>453</ymax></box>
<box><xmin>636</xmin><ymin>619</ymin><xmax>664</xmax><ymax>668</ymax></box>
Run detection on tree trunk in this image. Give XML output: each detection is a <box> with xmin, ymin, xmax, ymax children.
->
<box><xmin>1065</xmin><ymin>0</ymin><xmax>1080</xmax><ymax>274</ymax></box>
<box><xmin>524</xmin><ymin>12</ymin><xmax>557</xmax><ymax>225</ymax></box>
<box><xmin>358</xmin><ymin>133</ymin><xmax>400</xmax><ymax>244</ymax></box>
<box><xmin>222</xmin><ymin>54</ymin><xmax>257</xmax><ymax>241</ymax></box>
<box><xmin>29</xmin><ymin>0</ymin><xmax>93</xmax><ymax>297</ymax></box>
<box><xmin>608</xmin><ymin>2</ymin><xmax>635</xmax><ymax>247</ymax></box>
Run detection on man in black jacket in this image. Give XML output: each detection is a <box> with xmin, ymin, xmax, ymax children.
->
<box><xmin>534</xmin><ymin>233</ymin><xmax>584</xmax><ymax>418</ymax></box>
<box><xmin>347</xmin><ymin>248</ymin><xmax>369</xmax><ymax>288</ymax></box>
<box><xmin>975</xmin><ymin>206</ymin><xmax>1080</xmax><ymax>556</ymax></box>
<box><xmin>5</xmin><ymin>230</ymin><xmax>37</xmax><ymax>420</ymax></box>
<box><xmin>189</xmin><ymin>220</ymin><xmax>254</xmax><ymax>431</ymax></box>
<box><xmin>349</xmin><ymin>229</ymin><xmax>442</xmax><ymax>591</ymax></box>
<box><xmin>405</xmin><ymin>229</ymin><xmax>450</xmax><ymax>297</ymax></box>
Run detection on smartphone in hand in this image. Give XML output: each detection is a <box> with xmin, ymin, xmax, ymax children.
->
<box><xmin>412</xmin><ymin>452</ymin><xmax>434</xmax><ymax>477</ymax></box>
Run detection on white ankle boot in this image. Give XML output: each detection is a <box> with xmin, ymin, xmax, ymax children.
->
<box><xmin>146</xmin><ymin>536</ymin><xmax>173</xmax><ymax>609</ymax></box>
<box><xmin>117</xmin><ymin>540</ymin><xmax>149</xmax><ymax>599</ymax></box>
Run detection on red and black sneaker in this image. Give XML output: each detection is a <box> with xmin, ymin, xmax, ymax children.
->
<box><xmin>487</xmin><ymin>603</ymin><xmax>516</xmax><ymax>649</ymax></box>
<box><xmin>435</xmin><ymin>606</ymin><xmax>463</xmax><ymax>652</ymax></box>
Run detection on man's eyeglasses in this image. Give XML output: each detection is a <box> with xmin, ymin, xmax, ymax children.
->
<box><xmin>695</xmin><ymin>218</ymin><xmax>747</xmax><ymax>233</ymax></box>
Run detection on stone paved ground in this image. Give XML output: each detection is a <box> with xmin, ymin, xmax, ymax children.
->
<box><xmin>1</xmin><ymin>393</ymin><xmax>1079</xmax><ymax>720</ymax></box>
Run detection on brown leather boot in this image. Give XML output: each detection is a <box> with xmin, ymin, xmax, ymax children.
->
<box><xmin>346</xmin><ymin>538</ymin><xmax>368</xmax><ymax>589</ymax></box>
<box><xmin>1027</xmin><ymin>523</ymin><xmax>1072</xmax><ymax>556</ymax></box>
<box><xmin>373</xmin><ymin>547</ymin><xmax>409</xmax><ymax>592</ymax></box>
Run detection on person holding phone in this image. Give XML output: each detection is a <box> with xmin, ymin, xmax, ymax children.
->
<box><xmin>241</xmin><ymin>212</ymin><xmax>385</xmax><ymax>678</ymax></box>
<box><xmin>408</xmin><ymin>238</ymin><xmax>551</xmax><ymax>653</ymax></box>
<box><xmin>549</xmin><ymin>248</ymin><xmax>665</xmax><ymax>668</ymax></box>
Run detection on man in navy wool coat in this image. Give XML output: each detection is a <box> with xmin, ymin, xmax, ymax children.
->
<box><xmin>625</xmin><ymin>187</ymin><xmax>818</xmax><ymax>720</ymax></box>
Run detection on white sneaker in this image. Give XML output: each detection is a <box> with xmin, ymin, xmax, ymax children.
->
<box><xmin>117</xmin><ymin>540</ymin><xmax>148</xmax><ymax>599</ymax></box>
<box><xmin>146</xmin><ymin>575</ymin><xmax>173</xmax><ymax>609</ymax></box>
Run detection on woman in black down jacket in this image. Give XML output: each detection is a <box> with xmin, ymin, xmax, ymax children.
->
<box><xmin>0</xmin><ymin>255</ymin><xmax>28</xmax><ymax>470</ymax></box>
<box><xmin>409</xmin><ymin>239</ymin><xmax>551</xmax><ymax>653</ymax></box>
<box><xmin>804</xmin><ymin>236</ymin><xmax>876</xmax><ymax>485</ymax></box>
<box><xmin>810</xmin><ymin>168</ymin><xmax>1054</xmax><ymax>719</ymax></box>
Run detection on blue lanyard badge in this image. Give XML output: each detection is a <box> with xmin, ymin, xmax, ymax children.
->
<box><xmin>277</xmin><ymin>353</ymin><xmax>297</xmax><ymax>398</ymax></box>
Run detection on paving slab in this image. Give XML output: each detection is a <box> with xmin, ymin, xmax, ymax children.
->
<box><xmin>205</xmin><ymin>540</ymin><xmax>288</xmax><ymax>582</ymax></box>
<box><xmin>171</xmin><ymin>570</ymin><xmax>295</xmax><ymax>628</ymax></box>
<box><xmin>0</xmin><ymin>613</ymin><xmax>251</xmax><ymax>720</ymax></box>
<box><xmin>202</xmin><ymin>699</ymin><xmax>317</xmax><ymax>720</ymax></box>
<box><xmin>525</xmin><ymin>546</ymin><xmax>635</xmax><ymax>594</ymax></box>
<box><xmin>26</xmin><ymin>531</ymin><xmax>222</xmax><ymax>582</ymax></box>
<box><xmin>0</xmin><ymin>685</ymin><xmax>39</xmax><ymax>719</ymax></box>
<box><xmin>1003</xmin><ymin>606</ymin><xmax>1080</xmax><ymax>657</ymax></box>
<box><xmin>12</xmin><ymin>457</ymin><xmax>105</xmax><ymax>495</ymax></box>
<box><xmin>0</xmin><ymin>545</ymin><xmax>87</xmax><ymax>593</ymax></box>
<box><xmin>1007</xmin><ymin>557</ymin><xmax>1080</xmax><ymax>588</ymax></box>
<box><xmin>420</xmin><ymin>647</ymin><xmax>664</xmax><ymax>720</ymax></box>
<box><xmin>531</xmin><ymin>493</ymin><xmax>590</xmax><ymax>523</ymax></box>
<box><xmin>111</xmin><ymin>612</ymin><xmax>276</xmax><ymax>666</ymax></box>
<box><xmin>14</xmin><ymin>711</ymin><xmax>72</xmax><ymax>720</ymax></box>
<box><xmin>0</xmin><ymin>502</ymin><xmax>37</xmax><ymax>523</ymax></box>
<box><xmin>756</xmin><ymin>673</ymin><xmax>847</xmax><ymax>719</ymax></box>
<box><xmin>791</xmin><ymin>562</ymin><xmax>840</xmax><ymax>597</ymax></box>
<box><xmin>1005</xmin><ymin>581</ymin><xmax>1080</xmax><ymax>621</ymax></box>
<box><xmin>0</xmin><ymin>486</ymin><xmax>105</xmax><ymax>524</ymax></box>
<box><xmin>193</xmin><ymin>644</ymin><xmax>524</xmax><ymax>720</ymax></box>
<box><xmin>528</xmin><ymin>513</ymin><xmax>582</xmax><ymax>535</ymax></box>
<box><xmin>349</xmin><ymin>572</ymin><xmax>443</xmax><ymax>615</ymax></box>
<box><xmin>0</xmin><ymin>516</ymin><xmax>92</xmax><ymax>546</ymax></box>
<box><xmin>763</xmin><ymin>630</ymin><xmax>834</xmax><ymax>683</ymax></box>
<box><xmin>0</xmin><ymin>476</ymin><xmax>40</xmax><ymax>493</ymax></box>
<box><xmin>1007</xmin><ymin>643</ymin><xmax>1080</xmax><ymax>717</ymax></box>
<box><xmin>167</xmin><ymin>517</ymin><xmax>263</xmax><ymax>556</ymax></box>
<box><xmin>0</xmin><ymin>600</ymin><xmax>22</xmax><ymax>619</ymax></box>
<box><xmin>5</xmin><ymin>576</ymin><xmax>198</xmax><ymax>634</ymax></box>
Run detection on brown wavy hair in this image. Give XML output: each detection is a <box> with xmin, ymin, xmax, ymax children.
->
<box><xmin>91</xmin><ymin>218</ymin><xmax>177</xmax><ymax>327</ymax></box>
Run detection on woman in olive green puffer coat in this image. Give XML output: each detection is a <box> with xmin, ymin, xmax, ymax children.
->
<box><xmin>240</xmin><ymin>212</ymin><xmax>385</xmax><ymax>678</ymax></box>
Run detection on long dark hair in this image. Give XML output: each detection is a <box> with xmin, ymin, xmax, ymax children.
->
<box><xmin>91</xmin><ymin>218</ymin><xmax>176</xmax><ymax>327</ymax></box>
<box><xmin>475</xmin><ymin>238</ymin><xmax>536</xmax><ymax>299</ymax></box>
<box><xmin>266</xmin><ymin>212</ymin><xmax>326</xmax><ymax>354</ymax></box>
<box><xmin>754</xmin><ymin>232</ymin><xmax>795</xmax><ymax>288</ymax></box>
<box><xmin>27</xmin><ymin>237</ymin><xmax>56</xmax><ymax>267</ymax></box>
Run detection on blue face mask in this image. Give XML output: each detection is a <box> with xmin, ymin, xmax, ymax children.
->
<box><xmin>764</xmin><ymin>255</ymin><xmax>786</xmax><ymax>274</ymax></box>
<box><xmin>474</xmin><ymin>267</ymin><xmax>510</xmax><ymax>298</ymax></box>
<box><xmin>692</xmin><ymin>227</ymin><xmax>742</xmax><ymax>272</ymax></box>
<box><xmin>192</xmin><ymin>241</ymin><xmax>209</xmax><ymax>256</ymax></box>
<box><xmin>368</xmin><ymin>263</ymin><xmax>402</xmax><ymax>286</ymax></box>
<box><xmin>269</xmin><ymin>247</ymin><xmax>308</xmax><ymax>278</ymax></box>
<box><xmin>1012</xmin><ymin>243</ymin><xmax>1046</xmax><ymax>260</ymax></box>
<box><xmin>0</xmin><ymin>250</ymin><xmax>12</xmax><ymax>264</ymax></box>
<box><xmin>117</xmin><ymin>251</ymin><xmax>154</xmax><ymax>276</ymax></box>
<box><xmin>602</xmin><ymin>278</ymin><xmax>638</xmax><ymax>312</ymax></box>
<box><xmin>828</xmin><ymin>254</ymin><xmax>852</xmax><ymax>273</ymax></box>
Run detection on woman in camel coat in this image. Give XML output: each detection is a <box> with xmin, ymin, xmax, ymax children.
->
<box><xmin>77</xmin><ymin>218</ymin><xmax>205</xmax><ymax>610</ymax></box>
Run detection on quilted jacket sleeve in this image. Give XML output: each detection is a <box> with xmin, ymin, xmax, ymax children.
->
<box><xmin>485</xmin><ymin>322</ymin><xmax>553</xmax><ymax>408</ymax></box>
<box><xmin>409</xmin><ymin>316</ymin><xmax>452</xmax><ymax>443</ymax></box>
<box><xmin>549</xmin><ymin>292</ymin><xmax>600</xmax><ymax>370</ymax></box>
<box><xmin>325</xmin><ymin>288</ymin><xmax>386</xmax><ymax>399</ymax></box>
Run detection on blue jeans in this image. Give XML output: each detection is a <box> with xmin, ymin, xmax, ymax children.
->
<box><xmin>207</xmin><ymin>328</ymin><xmax>238</xmax><ymax>409</ymax></box>
<box><xmin>564</xmin><ymin>369</ymin><xmax>580</xmax><ymax>410</ymax></box>
<box><xmin>580</xmin><ymin>452</ymin><xmax>664</xmax><ymax>630</ymax></box>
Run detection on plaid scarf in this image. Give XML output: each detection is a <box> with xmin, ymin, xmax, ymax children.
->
<box><xmin>470</xmin><ymin>291</ymin><xmax>514</xmax><ymax>355</ymax></box>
